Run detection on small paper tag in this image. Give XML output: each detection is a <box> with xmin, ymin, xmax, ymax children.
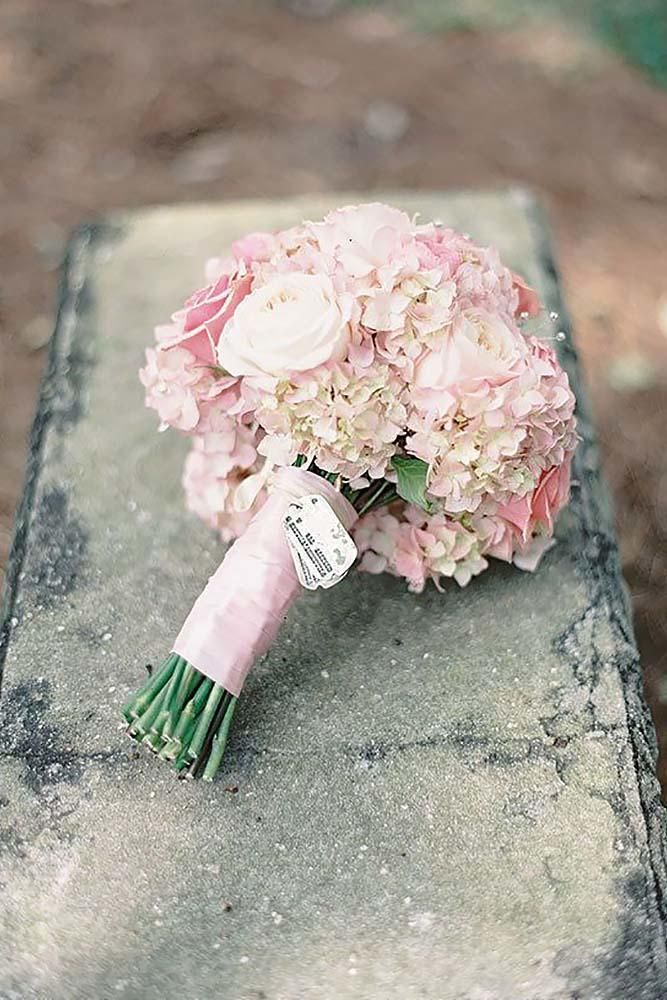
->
<box><xmin>283</xmin><ymin>494</ymin><xmax>358</xmax><ymax>591</ymax></box>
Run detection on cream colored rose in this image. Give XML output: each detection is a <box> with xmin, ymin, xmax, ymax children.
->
<box><xmin>414</xmin><ymin>309</ymin><xmax>526</xmax><ymax>390</ymax></box>
<box><xmin>218</xmin><ymin>272</ymin><xmax>349</xmax><ymax>377</ymax></box>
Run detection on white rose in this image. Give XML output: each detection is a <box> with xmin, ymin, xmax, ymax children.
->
<box><xmin>414</xmin><ymin>309</ymin><xmax>525</xmax><ymax>390</ymax></box>
<box><xmin>218</xmin><ymin>273</ymin><xmax>349</xmax><ymax>377</ymax></box>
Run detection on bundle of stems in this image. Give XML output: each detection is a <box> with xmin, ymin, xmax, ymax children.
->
<box><xmin>122</xmin><ymin>465</ymin><xmax>397</xmax><ymax>781</ymax></box>
<box><xmin>122</xmin><ymin>654</ymin><xmax>237</xmax><ymax>780</ymax></box>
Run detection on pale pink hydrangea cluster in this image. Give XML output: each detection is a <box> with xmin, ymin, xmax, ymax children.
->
<box><xmin>141</xmin><ymin>203</ymin><xmax>577</xmax><ymax>590</ymax></box>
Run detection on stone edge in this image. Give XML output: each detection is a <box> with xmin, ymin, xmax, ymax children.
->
<box><xmin>523</xmin><ymin>193</ymin><xmax>667</xmax><ymax>984</ymax></box>
<box><xmin>0</xmin><ymin>223</ymin><xmax>106</xmax><ymax>690</ymax></box>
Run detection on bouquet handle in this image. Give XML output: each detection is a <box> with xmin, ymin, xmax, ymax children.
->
<box><xmin>173</xmin><ymin>466</ymin><xmax>358</xmax><ymax>696</ymax></box>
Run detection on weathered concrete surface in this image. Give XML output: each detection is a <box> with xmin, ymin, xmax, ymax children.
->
<box><xmin>1</xmin><ymin>192</ymin><xmax>666</xmax><ymax>1000</ymax></box>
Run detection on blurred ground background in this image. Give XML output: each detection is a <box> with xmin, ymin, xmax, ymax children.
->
<box><xmin>1</xmin><ymin>0</ymin><xmax>667</xmax><ymax>779</ymax></box>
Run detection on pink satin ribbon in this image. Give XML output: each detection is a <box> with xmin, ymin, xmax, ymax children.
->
<box><xmin>173</xmin><ymin>467</ymin><xmax>358</xmax><ymax>696</ymax></box>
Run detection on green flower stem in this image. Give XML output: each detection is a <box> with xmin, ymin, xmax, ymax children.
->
<box><xmin>122</xmin><ymin>653</ymin><xmax>178</xmax><ymax>722</ymax></box>
<box><xmin>202</xmin><ymin>697</ymin><xmax>238</xmax><ymax>782</ymax></box>
<box><xmin>187</xmin><ymin>684</ymin><xmax>225</xmax><ymax>762</ymax></box>
<box><xmin>162</xmin><ymin>660</ymin><xmax>200</xmax><ymax>739</ymax></box>
<box><xmin>187</xmin><ymin>674</ymin><xmax>215</xmax><ymax>714</ymax></box>
<box><xmin>158</xmin><ymin>738</ymin><xmax>180</xmax><ymax>760</ymax></box>
<box><xmin>188</xmin><ymin>691</ymin><xmax>232</xmax><ymax>779</ymax></box>
<box><xmin>129</xmin><ymin>680</ymin><xmax>171</xmax><ymax>739</ymax></box>
<box><xmin>141</xmin><ymin>730</ymin><xmax>164</xmax><ymax>753</ymax></box>
<box><xmin>174</xmin><ymin>660</ymin><xmax>195</xmax><ymax>705</ymax></box>
<box><xmin>160</xmin><ymin>679</ymin><xmax>214</xmax><ymax>762</ymax></box>
<box><xmin>173</xmin><ymin>744</ymin><xmax>192</xmax><ymax>773</ymax></box>
<box><xmin>151</xmin><ymin>658</ymin><xmax>186</xmax><ymax>737</ymax></box>
<box><xmin>356</xmin><ymin>480</ymin><xmax>397</xmax><ymax>516</ymax></box>
<box><xmin>170</xmin><ymin>676</ymin><xmax>213</xmax><ymax>747</ymax></box>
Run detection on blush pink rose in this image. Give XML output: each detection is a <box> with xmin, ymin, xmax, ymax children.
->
<box><xmin>496</xmin><ymin>453</ymin><xmax>572</xmax><ymax>542</ymax></box>
<box><xmin>484</xmin><ymin>515</ymin><xmax>556</xmax><ymax>572</ymax></box>
<box><xmin>512</xmin><ymin>272</ymin><xmax>541</xmax><ymax>319</ymax></box>
<box><xmin>528</xmin><ymin>455</ymin><xmax>572</xmax><ymax>533</ymax></box>
<box><xmin>165</xmin><ymin>272</ymin><xmax>254</xmax><ymax>365</ymax></box>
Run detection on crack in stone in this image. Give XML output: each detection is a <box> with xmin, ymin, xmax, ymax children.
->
<box><xmin>228</xmin><ymin>727</ymin><xmax>577</xmax><ymax>797</ymax></box>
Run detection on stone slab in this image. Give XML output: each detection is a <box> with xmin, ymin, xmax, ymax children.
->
<box><xmin>1</xmin><ymin>191</ymin><xmax>666</xmax><ymax>1000</ymax></box>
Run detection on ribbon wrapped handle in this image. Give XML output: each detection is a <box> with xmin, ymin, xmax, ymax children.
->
<box><xmin>173</xmin><ymin>467</ymin><xmax>357</xmax><ymax>696</ymax></box>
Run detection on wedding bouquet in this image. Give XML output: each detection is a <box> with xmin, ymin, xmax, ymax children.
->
<box><xmin>122</xmin><ymin>203</ymin><xmax>577</xmax><ymax>780</ymax></box>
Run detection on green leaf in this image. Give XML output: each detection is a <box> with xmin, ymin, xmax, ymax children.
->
<box><xmin>391</xmin><ymin>455</ymin><xmax>433</xmax><ymax>512</ymax></box>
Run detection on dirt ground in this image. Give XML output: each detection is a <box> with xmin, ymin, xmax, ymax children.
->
<box><xmin>2</xmin><ymin>1</ymin><xmax>667</xmax><ymax>777</ymax></box>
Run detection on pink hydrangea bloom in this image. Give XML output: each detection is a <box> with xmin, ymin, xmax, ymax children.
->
<box><xmin>230</xmin><ymin>231</ymin><xmax>278</xmax><ymax>265</ymax></box>
<box><xmin>354</xmin><ymin>503</ymin><xmax>489</xmax><ymax>594</ymax></box>
<box><xmin>407</xmin><ymin>335</ymin><xmax>577</xmax><ymax>515</ymax></box>
<box><xmin>182</xmin><ymin>416</ymin><xmax>265</xmax><ymax>542</ymax></box>
<box><xmin>310</xmin><ymin>203</ymin><xmax>416</xmax><ymax>283</ymax></box>
<box><xmin>140</xmin><ymin>346</ymin><xmax>211</xmax><ymax>433</ymax></box>
<box><xmin>252</xmin><ymin>360</ymin><xmax>408</xmax><ymax>480</ymax></box>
